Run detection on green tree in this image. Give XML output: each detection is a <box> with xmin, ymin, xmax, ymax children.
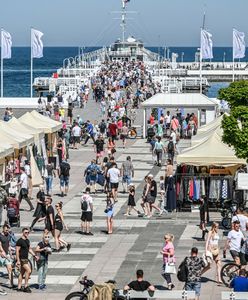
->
<box><xmin>218</xmin><ymin>80</ymin><xmax>248</xmax><ymax>108</ymax></box>
<box><xmin>219</xmin><ymin>80</ymin><xmax>248</xmax><ymax>162</ymax></box>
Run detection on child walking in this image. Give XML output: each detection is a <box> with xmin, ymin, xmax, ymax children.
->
<box><xmin>124</xmin><ymin>184</ymin><xmax>140</xmax><ymax>216</ymax></box>
<box><xmin>159</xmin><ymin>176</ymin><xmax>168</xmax><ymax>213</ymax></box>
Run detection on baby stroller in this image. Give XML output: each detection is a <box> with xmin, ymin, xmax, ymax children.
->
<box><xmin>7</xmin><ymin>194</ymin><xmax>20</xmax><ymax>227</ymax></box>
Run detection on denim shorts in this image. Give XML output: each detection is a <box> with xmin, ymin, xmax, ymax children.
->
<box><xmin>185</xmin><ymin>281</ymin><xmax>201</xmax><ymax>296</ymax></box>
<box><xmin>122</xmin><ymin>175</ymin><xmax>131</xmax><ymax>185</ymax></box>
<box><xmin>60</xmin><ymin>175</ymin><xmax>69</xmax><ymax>187</ymax></box>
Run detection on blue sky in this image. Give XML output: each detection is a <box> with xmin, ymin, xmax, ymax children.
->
<box><xmin>1</xmin><ymin>0</ymin><xmax>247</xmax><ymax>46</ymax></box>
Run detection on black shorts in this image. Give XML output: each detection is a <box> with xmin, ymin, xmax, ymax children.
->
<box><xmin>240</xmin><ymin>253</ymin><xmax>248</xmax><ymax>265</ymax></box>
<box><xmin>81</xmin><ymin>211</ymin><xmax>93</xmax><ymax>222</ymax></box>
<box><xmin>73</xmin><ymin>136</ymin><xmax>80</xmax><ymax>143</ymax></box>
<box><xmin>110</xmin><ymin>182</ymin><xmax>119</xmax><ymax>190</ymax></box>
<box><xmin>230</xmin><ymin>250</ymin><xmax>240</xmax><ymax>260</ymax></box>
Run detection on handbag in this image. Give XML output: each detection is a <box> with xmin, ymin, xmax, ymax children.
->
<box><xmin>164</xmin><ymin>261</ymin><xmax>176</xmax><ymax>274</ymax></box>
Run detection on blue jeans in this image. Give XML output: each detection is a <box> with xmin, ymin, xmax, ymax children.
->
<box><xmin>45</xmin><ymin>176</ymin><xmax>53</xmax><ymax>194</ymax></box>
<box><xmin>185</xmin><ymin>281</ymin><xmax>201</xmax><ymax>296</ymax></box>
<box><xmin>122</xmin><ymin>175</ymin><xmax>131</xmax><ymax>186</ymax></box>
<box><xmin>37</xmin><ymin>260</ymin><xmax>48</xmax><ymax>285</ymax></box>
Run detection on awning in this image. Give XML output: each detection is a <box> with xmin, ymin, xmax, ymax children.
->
<box><xmin>8</xmin><ymin>117</ymin><xmax>45</xmax><ymax>145</ymax></box>
<box><xmin>177</xmin><ymin>132</ymin><xmax>246</xmax><ymax>167</ymax></box>
<box><xmin>141</xmin><ymin>93</ymin><xmax>218</xmax><ymax>108</ymax></box>
<box><xmin>19</xmin><ymin>112</ymin><xmax>59</xmax><ymax>134</ymax></box>
<box><xmin>0</xmin><ymin>144</ymin><xmax>14</xmax><ymax>159</ymax></box>
<box><xmin>30</xmin><ymin>110</ymin><xmax>62</xmax><ymax>132</ymax></box>
<box><xmin>0</xmin><ymin>121</ymin><xmax>34</xmax><ymax>149</ymax></box>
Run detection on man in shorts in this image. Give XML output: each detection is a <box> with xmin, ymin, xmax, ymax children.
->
<box><xmin>0</xmin><ymin>224</ymin><xmax>13</xmax><ymax>290</ymax></box>
<box><xmin>94</xmin><ymin>135</ymin><xmax>105</xmax><ymax>164</ymax></box>
<box><xmin>16</xmin><ymin>228</ymin><xmax>38</xmax><ymax>293</ymax></box>
<box><xmin>72</xmin><ymin>122</ymin><xmax>81</xmax><ymax>149</ymax></box>
<box><xmin>81</xmin><ymin>187</ymin><xmax>93</xmax><ymax>235</ymax></box>
<box><xmin>224</xmin><ymin>220</ymin><xmax>244</xmax><ymax>265</ymax></box>
<box><xmin>121</xmin><ymin>156</ymin><xmax>134</xmax><ymax>193</ymax></box>
<box><xmin>59</xmin><ymin>160</ymin><xmax>71</xmax><ymax>197</ymax></box>
<box><xmin>185</xmin><ymin>247</ymin><xmax>207</xmax><ymax>300</ymax></box>
<box><xmin>107</xmin><ymin>163</ymin><xmax>120</xmax><ymax>202</ymax></box>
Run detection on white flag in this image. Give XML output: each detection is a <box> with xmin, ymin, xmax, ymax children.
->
<box><xmin>31</xmin><ymin>29</ymin><xmax>43</xmax><ymax>58</ymax></box>
<box><xmin>233</xmin><ymin>29</ymin><xmax>245</xmax><ymax>59</ymax></box>
<box><xmin>201</xmin><ymin>29</ymin><xmax>213</xmax><ymax>59</ymax></box>
<box><xmin>1</xmin><ymin>29</ymin><xmax>12</xmax><ymax>59</ymax></box>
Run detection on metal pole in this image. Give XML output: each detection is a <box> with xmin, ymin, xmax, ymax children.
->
<box><xmin>232</xmin><ymin>58</ymin><xmax>235</xmax><ymax>82</ymax></box>
<box><xmin>31</xmin><ymin>28</ymin><xmax>33</xmax><ymax>97</ymax></box>
<box><xmin>1</xmin><ymin>29</ymin><xmax>3</xmax><ymax>98</ymax></box>
<box><xmin>200</xmin><ymin>29</ymin><xmax>203</xmax><ymax>94</ymax></box>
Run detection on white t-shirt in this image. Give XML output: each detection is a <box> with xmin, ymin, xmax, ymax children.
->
<box><xmin>81</xmin><ymin>194</ymin><xmax>93</xmax><ymax>212</ymax></box>
<box><xmin>107</xmin><ymin>168</ymin><xmax>120</xmax><ymax>183</ymax></box>
<box><xmin>232</xmin><ymin>214</ymin><xmax>248</xmax><ymax>232</ymax></box>
<box><xmin>24</xmin><ymin>165</ymin><xmax>31</xmax><ymax>176</ymax></box>
<box><xmin>72</xmin><ymin>126</ymin><xmax>81</xmax><ymax>137</ymax></box>
<box><xmin>119</xmin><ymin>107</ymin><xmax>125</xmax><ymax>118</ymax></box>
<box><xmin>170</xmin><ymin>131</ymin><xmax>176</xmax><ymax>144</ymax></box>
<box><xmin>20</xmin><ymin>173</ymin><xmax>28</xmax><ymax>189</ymax></box>
<box><xmin>227</xmin><ymin>229</ymin><xmax>244</xmax><ymax>252</ymax></box>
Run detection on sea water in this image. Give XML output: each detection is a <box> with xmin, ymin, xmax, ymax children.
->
<box><xmin>1</xmin><ymin>47</ymin><xmax>244</xmax><ymax>97</ymax></box>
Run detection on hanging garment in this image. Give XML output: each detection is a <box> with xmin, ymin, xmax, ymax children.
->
<box><xmin>201</xmin><ymin>179</ymin><xmax>206</xmax><ymax>197</ymax></box>
<box><xmin>194</xmin><ymin>179</ymin><xmax>201</xmax><ymax>200</ymax></box>
<box><xmin>166</xmin><ymin>176</ymin><xmax>176</xmax><ymax>212</ymax></box>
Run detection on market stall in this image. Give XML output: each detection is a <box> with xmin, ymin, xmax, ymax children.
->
<box><xmin>141</xmin><ymin>93</ymin><xmax>218</xmax><ymax>137</ymax></box>
<box><xmin>19</xmin><ymin>111</ymin><xmax>62</xmax><ymax>173</ymax></box>
<box><xmin>176</xmin><ymin>132</ymin><xmax>246</xmax><ymax>210</ymax></box>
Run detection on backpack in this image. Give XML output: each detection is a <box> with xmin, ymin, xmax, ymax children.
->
<box><xmin>81</xmin><ymin>195</ymin><xmax>89</xmax><ymax>211</ymax></box>
<box><xmin>7</xmin><ymin>207</ymin><xmax>16</xmax><ymax>218</ymax></box>
<box><xmin>89</xmin><ymin>165</ymin><xmax>98</xmax><ymax>176</ymax></box>
<box><xmin>177</xmin><ymin>257</ymin><xmax>188</xmax><ymax>282</ymax></box>
<box><xmin>61</xmin><ymin>162</ymin><xmax>70</xmax><ymax>176</ymax></box>
<box><xmin>99</xmin><ymin>122</ymin><xmax>106</xmax><ymax>132</ymax></box>
<box><xmin>167</xmin><ymin>141</ymin><xmax>174</xmax><ymax>153</ymax></box>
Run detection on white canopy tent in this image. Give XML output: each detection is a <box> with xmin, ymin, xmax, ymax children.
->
<box><xmin>177</xmin><ymin>132</ymin><xmax>246</xmax><ymax>167</ymax></box>
<box><xmin>8</xmin><ymin>117</ymin><xmax>44</xmax><ymax>150</ymax></box>
<box><xmin>141</xmin><ymin>93</ymin><xmax>218</xmax><ymax>137</ymax></box>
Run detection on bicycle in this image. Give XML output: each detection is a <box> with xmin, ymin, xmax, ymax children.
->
<box><xmin>220</xmin><ymin>261</ymin><xmax>241</xmax><ymax>287</ymax></box>
<box><xmin>65</xmin><ymin>276</ymin><xmax>125</xmax><ymax>300</ymax></box>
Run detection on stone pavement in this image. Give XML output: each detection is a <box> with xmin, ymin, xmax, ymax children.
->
<box><xmin>0</xmin><ymin>101</ymin><xmax>231</xmax><ymax>300</ymax></box>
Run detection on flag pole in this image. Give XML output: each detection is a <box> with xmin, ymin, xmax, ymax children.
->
<box><xmin>30</xmin><ymin>28</ymin><xmax>33</xmax><ymax>97</ymax></box>
<box><xmin>1</xmin><ymin>29</ymin><xmax>3</xmax><ymax>98</ymax></box>
<box><xmin>200</xmin><ymin>28</ymin><xmax>202</xmax><ymax>94</ymax></box>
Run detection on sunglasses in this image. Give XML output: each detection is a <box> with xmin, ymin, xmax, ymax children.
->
<box><xmin>24</xmin><ymin>231</ymin><xmax>30</xmax><ymax>234</ymax></box>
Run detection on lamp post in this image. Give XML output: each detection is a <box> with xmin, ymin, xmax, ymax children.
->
<box><xmin>223</xmin><ymin>52</ymin><xmax>226</xmax><ymax>68</ymax></box>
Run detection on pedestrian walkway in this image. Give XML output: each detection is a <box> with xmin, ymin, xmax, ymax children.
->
<box><xmin>0</xmin><ymin>105</ymin><xmax>230</xmax><ymax>300</ymax></box>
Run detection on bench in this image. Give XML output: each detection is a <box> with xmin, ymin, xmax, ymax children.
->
<box><xmin>222</xmin><ymin>291</ymin><xmax>248</xmax><ymax>300</ymax></box>
<box><xmin>116</xmin><ymin>290</ymin><xmax>196</xmax><ymax>299</ymax></box>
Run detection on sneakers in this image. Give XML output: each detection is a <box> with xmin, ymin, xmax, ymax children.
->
<box><xmin>159</xmin><ymin>210</ymin><xmax>163</xmax><ymax>215</ymax></box>
<box><xmin>39</xmin><ymin>284</ymin><xmax>46</xmax><ymax>290</ymax></box>
<box><xmin>0</xmin><ymin>289</ymin><xmax>7</xmax><ymax>295</ymax></box>
<box><xmin>168</xmin><ymin>283</ymin><xmax>175</xmax><ymax>290</ymax></box>
<box><xmin>23</xmin><ymin>286</ymin><xmax>32</xmax><ymax>293</ymax></box>
<box><xmin>67</xmin><ymin>243</ymin><xmax>72</xmax><ymax>251</ymax></box>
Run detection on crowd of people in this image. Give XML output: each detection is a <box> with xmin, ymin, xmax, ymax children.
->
<box><xmin>0</xmin><ymin>60</ymin><xmax>247</xmax><ymax>299</ymax></box>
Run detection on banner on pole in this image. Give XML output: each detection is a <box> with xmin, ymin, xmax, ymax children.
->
<box><xmin>201</xmin><ymin>29</ymin><xmax>213</xmax><ymax>60</ymax></box>
<box><xmin>31</xmin><ymin>29</ymin><xmax>44</xmax><ymax>58</ymax></box>
<box><xmin>1</xmin><ymin>30</ymin><xmax>12</xmax><ymax>59</ymax></box>
<box><xmin>233</xmin><ymin>29</ymin><xmax>245</xmax><ymax>59</ymax></box>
